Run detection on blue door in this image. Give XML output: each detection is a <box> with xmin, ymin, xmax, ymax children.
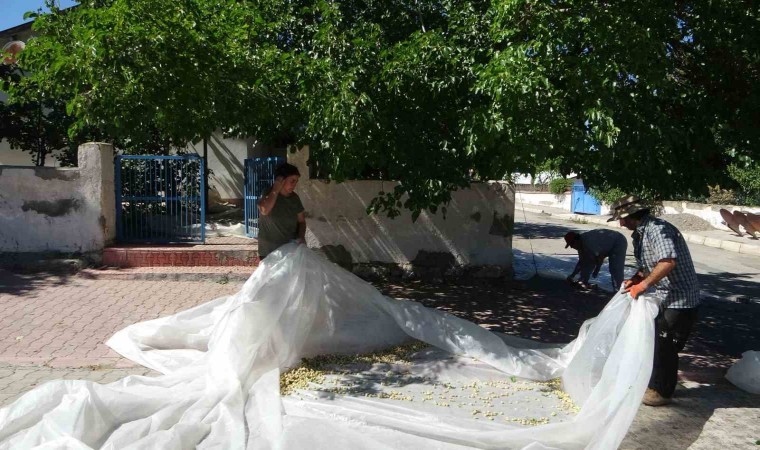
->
<box><xmin>244</xmin><ymin>157</ymin><xmax>285</xmax><ymax>238</ymax></box>
<box><xmin>571</xmin><ymin>180</ymin><xmax>602</xmax><ymax>215</ymax></box>
<box><xmin>115</xmin><ymin>155</ymin><xmax>205</xmax><ymax>243</ymax></box>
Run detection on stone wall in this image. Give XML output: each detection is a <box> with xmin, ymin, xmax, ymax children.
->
<box><xmin>0</xmin><ymin>143</ymin><xmax>115</xmax><ymax>255</ymax></box>
<box><xmin>288</xmin><ymin>147</ymin><xmax>515</xmax><ymax>281</ymax></box>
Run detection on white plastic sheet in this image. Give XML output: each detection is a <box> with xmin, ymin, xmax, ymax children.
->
<box><xmin>0</xmin><ymin>244</ymin><xmax>658</xmax><ymax>449</ymax></box>
<box><xmin>726</xmin><ymin>351</ymin><xmax>760</xmax><ymax>394</ymax></box>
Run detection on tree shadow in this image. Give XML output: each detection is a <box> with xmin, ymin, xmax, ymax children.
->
<box><xmin>683</xmin><ymin>295</ymin><xmax>760</xmax><ymax>371</ymax></box>
<box><xmin>378</xmin><ymin>272</ymin><xmax>759</xmax><ymax>370</ymax></box>
<box><xmin>697</xmin><ymin>271</ymin><xmax>760</xmax><ymax>304</ymax></box>
<box><xmin>377</xmin><ymin>276</ymin><xmax>610</xmax><ymax>344</ymax></box>
<box><xmin>0</xmin><ymin>269</ymin><xmax>75</xmax><ymax>296</ymax></box>
<box><xmin>379</xmin><ymin>274</ymin><xmax>760</xmax><ymax>449</ymax></box>
<box><xmin>513</xmin><ymin>221</ymin><xmax>587</xmax><ymax>240</ymax></box>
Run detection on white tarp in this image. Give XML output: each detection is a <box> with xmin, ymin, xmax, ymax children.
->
<box><xmin>0</xmin><ymin>244</ymin><xmax>658</xmax><ymax>449</ymax></box>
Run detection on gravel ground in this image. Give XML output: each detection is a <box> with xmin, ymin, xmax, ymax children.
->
<box><xmin>659</xmin><ymin>213</ymin><xmax>716</xmax><ymax>232</ymax></box>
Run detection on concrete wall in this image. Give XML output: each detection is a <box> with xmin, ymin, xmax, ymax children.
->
<box><xmin>0</xmin><ymin>139</ymin><xmax>63</xmax><ymax>168</ymax></box>
<box><xmin>515</xmin><ymin>191</ymin><xmax>573</xmax><ymax>211</ymax></box>
<box><xmin>186</xmin><ymin>133</ymin><xmax>286</xmax><ymax>203</ymax></box>
<box><xmin>288</xmin><ymin>148</ymin><xmax>515</xmax><ymax>273</ymax></box>
<box><xmin>514</xmin><ymin>189</ymin><xmax>611</xmax><ymax>215</ymax></box>
<box><xmin>662</xmin><ymin>201</ymin><xmax>760</xmax><ymax>232</ymax></box>
<box><xmin>516</xmin><ymin>194</ymin><xmax>758</xmax><ymax>229</ymax></box>
<box><xmin>0</xmin><ymin>143</ymin><xmax>115</xmax><ymax>254</ymax></box>
<box><xmin>0</xmin><ymin>139</ymin><xmax>60</xmax><ymax>167</ymax></box>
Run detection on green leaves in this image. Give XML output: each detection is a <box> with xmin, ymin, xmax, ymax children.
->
<box><xmin>4</xmin><ymin>0</ymin><xmax>759</xmax><ymax>210</ymax></box>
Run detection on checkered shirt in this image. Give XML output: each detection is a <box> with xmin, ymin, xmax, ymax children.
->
<box><xmin>632</xmin><ymin>215</ymin><xmax>701</xmax><ymax>309</ymax></box>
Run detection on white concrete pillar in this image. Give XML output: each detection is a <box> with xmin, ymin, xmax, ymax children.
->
<box><xmin>78</xmin><ymin>143</ymin><xmax>116</xmax><ymax>248</ymax></box>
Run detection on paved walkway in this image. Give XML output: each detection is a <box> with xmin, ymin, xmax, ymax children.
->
<box><xmin>0</xmin><ymin>271</ymin><xmax>240</xmax><ymax>368</ymax></box>
<box><xmin>0</xmin><ymin>268</ymin><xmax>757</xmax><ymax>448</ymax></box>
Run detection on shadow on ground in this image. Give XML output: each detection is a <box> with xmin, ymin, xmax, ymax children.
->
<box><xmin>379</xmin><ymin>274</ymin><xmax>760</xmax><ymax>369</ymax></box>
<box><xmin>698</xmin><ymin>271</ymin><xmax>760</xmax><ymax>303</ymax></box>
<box><xmin>378</xmin><ymin>276</ymin><xmax>610</xmax><ymax>344</ymax></box>
<box><xmin>513</xmin><ymin>220</ymin><xmax>587</xmax><ymax>240</ymax></box>
<box><xmin>0</xmin><ymin>270</ymin><xmax>76</xmax><ymax>296</ymax></box>
<box><xmin>381</xmin><ymin>274</ymin><xmax>760</xmax><ymax>449</ymax></box>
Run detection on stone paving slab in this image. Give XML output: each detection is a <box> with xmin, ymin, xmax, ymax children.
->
<box><xmin>687</xmin><ymin>407</ymin><xmax>760</xmax><ymax>449</ymax></box>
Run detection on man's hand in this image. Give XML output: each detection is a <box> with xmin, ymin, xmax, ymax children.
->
<box><xmin>623</xmin><ymin>274</ymin><xmax>644</xmax><ymax>289</ymax></box>
<box><xmin>272</xmin><ymin>176</ymin><xmax>285</xmax><ymax>194</ymax></box>
<box><xmin>625</xmin><ymin>282</ymin><xmax>649</xmax><ymax>300</ymax></box>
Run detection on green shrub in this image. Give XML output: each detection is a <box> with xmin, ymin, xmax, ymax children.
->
<box><xmin>549</xmin><ymin>178</ymin><xmax>573</xmax><ymax>194</ymax></box>
<box><xmin>707</xmin><ymin>184</ymin><xmax>737</xmax><ymax>205</ymax></box>
<box><xmin>728</xmin><ymin>163</ymin><xmax>760</xmax><ymax>206</ymax></box>
<box><xmin>588</xmin><ymin>186</ymin><xmax>628</xmax><ymax>205</ymax></box>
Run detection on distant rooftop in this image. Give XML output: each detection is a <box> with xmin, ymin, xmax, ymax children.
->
<box><xmin>0</xmin><ymin>21</ymin><xmax>33</xmax><ymax>39</ymax></box>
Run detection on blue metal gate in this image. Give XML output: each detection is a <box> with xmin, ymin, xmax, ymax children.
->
<box><xmin>115</xmin><ymin>155</ymin><xmax>205</xmax><ymax>243</ymax></box>
<box><xmin>244</xmin><ymin>157</ymin><xmax>284</xmax><ymax>238</ymax></box>
<box><xmin>571</xmin><ymin>179</ymin><xmax>602</xmax><ymax>215</ymax></box>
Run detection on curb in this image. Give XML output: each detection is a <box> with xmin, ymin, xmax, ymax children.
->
<box><xmin>78</xmin><ymin>268</ymin><xmax>252</xmax><ymax>283</ymax></box>
<box><xmin>517</xmin><ymin>204</ymin><xmax>760</xmax><ymax>256</ymax></box>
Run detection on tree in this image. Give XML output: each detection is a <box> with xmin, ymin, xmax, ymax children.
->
<box><xmin>0</xmin><ymin>63</ymin><xmax>76</xmax><ymax>166</ymax></box>
<box><xmin>6</xmin><ymin>0</ymin><xmax>759</xmax><ymax>217</ymax></box>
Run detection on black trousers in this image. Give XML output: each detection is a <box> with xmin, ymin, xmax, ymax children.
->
<box><xmin>648</xmin><ymin>307</ymin><xmax>699</xmax><ymax>398</ymax></box>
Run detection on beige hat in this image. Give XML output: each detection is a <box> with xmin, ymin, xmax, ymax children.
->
<box><xmin>607</xmin><ymin>195</ymin><xmax>649</xmax><ymax>222</ymax></box>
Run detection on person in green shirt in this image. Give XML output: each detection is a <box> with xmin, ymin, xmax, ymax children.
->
<box><xmin>257</xmin><ymin>163</ymin><xmax>306</xmax><ymax>259</ymax></box>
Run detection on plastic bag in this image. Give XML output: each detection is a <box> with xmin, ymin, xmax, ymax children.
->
<box><xmin>726</xmin><ymin>351</ymin><xmax>760</xmax><ymax>394</ymax></box>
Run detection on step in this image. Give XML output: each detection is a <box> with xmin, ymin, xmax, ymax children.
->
<box><xmin>80</xmin><ymin>266</ymin><xmax>255</xmax><ymax>282</ymax></box>
<box><xmin>102</xmin><ymin>236</ymin><xmax>259</xmax><ymax>268</ymax></box>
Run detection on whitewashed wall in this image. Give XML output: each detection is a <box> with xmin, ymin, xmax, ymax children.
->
<box><xmin>185</xmin><ymin>133</ymin><xmax>286</xmax><ymax>203</ymax></box>
<box><xmin>515</xmin><ymin>191</ymin><xmax>573</xmax><ymax>212</ymax></box>
<box><xmin>0</xmin><ymin>139</ymin><xmax>63</xmax><ymax>167</ymax></box>
<box><xmin>662</xmin><ymin>201</ymin><xmax>760</xmax><ymax>231</ymax></box>
<box><xmin>0</xmin><ymin>143</ymin><xmax>115</xmax><ymax>253</ymax></box>
<box><xmin>514</xmin><ymin>190</ymin><xmax>611</xmax><ymax>215</ymax></box>
<box><xmin>289</xmin><ymin>148</ymin><xmax>515</xmax><ymax>268</ymax></box>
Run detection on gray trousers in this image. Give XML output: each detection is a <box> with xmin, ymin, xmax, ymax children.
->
<box><xmin>607</xmin><ymin>236</ymin><xmax>628</xmax><ymax>290</ymax></box>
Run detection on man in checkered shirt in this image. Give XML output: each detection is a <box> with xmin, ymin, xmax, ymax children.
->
<box><xmin>609</xmin><ymin>195</ymin><xmax>700</xmax><ymax>407</ymax></box>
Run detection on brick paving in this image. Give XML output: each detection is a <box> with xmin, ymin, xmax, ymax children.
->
<box><xmin>0</xmin><ymin>269</ymin><xmax>757</xmax><ymax>449</ymax></box>
<box><xmin>0</xmin><ymin>271</ymin><xmax>239</xmax><ymax>368</ymax></box>
<box><xmin>0</xmin><ymin>363</ymin><xmax>156</xmax><ymax>408</ymax></box>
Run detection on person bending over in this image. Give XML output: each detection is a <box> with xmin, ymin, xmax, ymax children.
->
<box><xmin>565</xmin><ymin>229</ymin><xmax>628</xmax><ymax>291</ymax></box>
